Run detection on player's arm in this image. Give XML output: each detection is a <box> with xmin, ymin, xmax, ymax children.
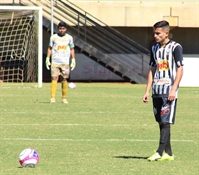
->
<box><xmin>46</xmin><ymin>36</ymin><xmax>53</xmax><ymax>70</ymax></box>
<box><xmin>69</xmin><ymin>37</ymin><xmax>76</xmax><ymax>70</ymax></box>
<box><xmin>70</xmin><ymin>48</ymin><xmax>76</xmax><ymax>71</ymax></box>
<box><xmin>143</xmin><ymin>49</ymin><xmax>156</xmax><ymax>103</ymax></box>
<box><xmin>172</xmin><ymin>66</ymin><xmax>183</xmax><ymax>90</ymax></box>
<box><xmin>45</xmin><ymin>46</ymin><xmax>52</xmax><ymax>70</ymax></box>
<box><xmin>47</xmin><ymin>46</ymin><xmax>52</xmax><ymax>58</ymax></box>
<box><xmin>168</xmin><ymin>45</ymin><xmax>184</xmax><ymax>101</ymax></box>
<box><xmin>70</xmin><ymin>47</ymin><xmax>75</xmax><ymax>58</ymax></box>
<box><xmin>143</xmin><ymin>66</ymin><xmax>155</xmax><ymax>103</ymax></box>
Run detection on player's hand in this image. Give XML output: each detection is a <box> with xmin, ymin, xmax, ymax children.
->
<box><xmin>168</xmin><ymin>89</ymin><xmax>176</xmax><ymax>101</ymax></box>
<box><xmin>45</xmin><ymin>57</ymin><xmax>51</xmax><ymax>70</ymax></box>
<box><xmin>70</xmin><ymin>58</ymin><xmax>76</xmax><ymax>71</ymax></box>
<box><xmin>143</xmin><ymin>93</ymin><xmax>149</xmax><ymax>103</ymax></box>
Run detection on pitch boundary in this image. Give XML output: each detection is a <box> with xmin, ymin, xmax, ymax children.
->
<box><xmin>1</xmin><ymin>138</ymin><xmax>193</xmax><ymax>142</ymax></box>
<box><xmin>0</xmin><ymin>123</ymin><xmax>152</xmax><ymax>126</ymax></box>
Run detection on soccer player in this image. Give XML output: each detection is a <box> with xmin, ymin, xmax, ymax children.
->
<box><xmin>46</xmin><ymin>21</ymin><xmax>76</xmax><ymax>103</ymax></box>
<box><xmin>142</xmin><ymin>20</ymin><xmax>184</xmax><ymax>161</ymax></box>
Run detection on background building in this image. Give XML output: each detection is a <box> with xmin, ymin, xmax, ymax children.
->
<box><xmin>0</xmin><ymin>0</ymin><xmax>198</xmax><ymax>86</ymax></box>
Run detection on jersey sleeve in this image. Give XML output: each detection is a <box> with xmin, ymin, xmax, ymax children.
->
<box><xmin>69</xmin><ymin>36</ymin><xmax>74</xmax><ymax>49</ymax></box>
<box><xmin>49</xmin><ymin>36</ymin><xmax>53</xmax><ymax>47</ymax></box>
<box><xmin>173</xmin><ymin>45</ymin><xmax>184</xmax><ymax>67</ymax></box>
<box><xmin>149</xmin><ymin>47</ymin><xmax>156</xmax><ymax>67</ymax></box>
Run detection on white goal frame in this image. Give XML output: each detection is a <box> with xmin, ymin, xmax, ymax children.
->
<box><xmin>0</xmin><ymin>6</ymin><xmax>43</xmax><ymax>87</ymax></box>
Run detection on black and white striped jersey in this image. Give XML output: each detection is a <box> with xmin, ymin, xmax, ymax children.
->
<box><xmin>150</xmin><ymin>40</ymin><xmax>184</xmax><ymax>98</ymax></box>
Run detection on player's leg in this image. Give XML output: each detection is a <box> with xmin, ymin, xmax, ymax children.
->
<box><xmin>164</xmin><ymin>131</ymin><xmax>172</xmax><ymax>156</ymax></box>
<box><xmin>61</xmin><ymin>77</ymin><xmax>68</xmax><ymax>104</ymax></box>
<box><xmin>161</xmin><ymin>133</ymin><xmax>174</xmax><ymax>161</ymax></box>
<box><xmin>161</xmin><ymin>99</ymin><xmax>177</xmax><ymax>161</ymax></box>
<box><xmin>155</xmin><ymin>98</ymin><xmax>171</xmax><ymax>157</ymax></box>
<box><xmin>148</xmin><ymin>98</ymin><xmax>162</xmax><ymax>161</ymax></box>
<box><xmin>50</xmin><ymin>64</ymin><xmax>59</xmax><ymax>103</ymax></box>
<box><xmin>157</xmin><ymin>123</ymin><xmax>170</xmax><ymax>157</ymax></box>
<box><xmin>60</xmin><ymin>64</ymin><xmax>70</xmax><ymax>103</ymax></box>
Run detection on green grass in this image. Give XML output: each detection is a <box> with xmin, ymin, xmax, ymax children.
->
<box><xmin>0</xmin><ymin>82</ymin><xmax>198</xmax><ymax>175</ymax></box>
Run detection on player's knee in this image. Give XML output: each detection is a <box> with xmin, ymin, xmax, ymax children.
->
<box><xmin>52</xmin><ymin>76</ymin><xmax>58</xmax><ymax>81</ymax></box>
<box><xmin>62</xmin><ymin>78</ymin><xmax>67</xmax><ymax>82</ymax></box>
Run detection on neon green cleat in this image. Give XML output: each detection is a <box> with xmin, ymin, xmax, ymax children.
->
<box><xmin>147</xmin><ymin>152</ymin><xmax>161</xmax><ymax>162</ymax></box>
<box><xmin>161</xmin><ymin>153</ymin><xmax>174</xmax><ymax>161</ymax></box>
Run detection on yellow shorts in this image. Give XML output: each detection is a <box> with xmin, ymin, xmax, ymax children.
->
<box><xmin>51</xmin><ymin>63</ymin><xmax>70</xmax><ymax>79</ymax></box>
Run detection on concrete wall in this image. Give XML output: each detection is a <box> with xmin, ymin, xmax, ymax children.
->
<box><xmin>1</xmin><ymin>0</ymin><xmax>198</xmax><ymax>27</ymax></box>
<box><xmin>43</xmin><ymin>26</ymin><xmax>199</xmax><ymax>55</ymax></box>
<box><xmin>43</xmin><ymin>29</ymin><xmax>199</xmax><ymax>85</ymax></box>
<box><xmin>70</xmin><ymin>0</ymin><xmax>199</xmax><ymax>27</ymax></box>
<box><xmin>180</xmin><ymin>55</ymin><xmax>199</xmax><ymax>87</ymax></box>
<box><xmin>115</xmin><ymin>27</ymin><xmax>199</xmax><ymax>54</ymax></box>
<box><xmin>42</xmin><ymin>1</ymin><xmax>198</xmax><ymax>83</ymax></box>
<box><xmin>70</xmin><ymin>54</ymin><xmax>124</xmax><ymax>81</ymax></box>
<box><xmin>69</xmin><ymin>0</ymin><xmax>199</xmax><ymax>55</ymax></box>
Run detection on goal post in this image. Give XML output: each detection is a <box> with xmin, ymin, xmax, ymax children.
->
<box><xmin>0</xmin><ymin>6</ymin><xmax>43</xmax><ymax>87</ymax></box>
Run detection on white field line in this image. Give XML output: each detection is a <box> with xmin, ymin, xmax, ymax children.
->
<box><xmin>0</xmin><ymin>124</ymin><xmax>194</xmax><ymax>142</ymax></box>
<box><xmin>1</xmin><ymin>111</ymin><xmax>141</xmax><ymax>114</ymax></box>
<box><xmin>0</xmin><ymin>138</ymin><xmax>194</xmax><ymax>142</ymax></box>
<box><xmin>0</xmin><ymin>123</ymin><xmax>151</xmax><ymax>127</ymax></box>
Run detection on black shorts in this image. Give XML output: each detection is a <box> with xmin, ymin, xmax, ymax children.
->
<box><xmin>152</xmin><ymin>97</ymin><xmax>177</xmax><ymax>124</ymax></box>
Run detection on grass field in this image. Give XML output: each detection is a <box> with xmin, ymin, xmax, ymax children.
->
<box><xmin>0</xmin><ymin>82</ymin><xmax>198</xmax><ymax>175</ymax></box>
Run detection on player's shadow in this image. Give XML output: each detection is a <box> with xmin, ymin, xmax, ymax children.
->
<box><xmin>38</xmin><ymin>101</ymin><xmax>52</xmax><ymax>103</ymax></box>
<box><xmin>113</xmin><ymin>155</ymin><xmax>148</xmax><ymax>160</ymax></box>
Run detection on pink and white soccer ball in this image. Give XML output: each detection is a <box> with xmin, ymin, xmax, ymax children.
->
<box><xmin>69</xmin><ymin>82</ymin><xmax>76</xmax><ymax>89</ymax></box>
<box><xmin>19</xmin><ymin>148</ymin><xmax>39</xmax><ymax>167</ymax></box>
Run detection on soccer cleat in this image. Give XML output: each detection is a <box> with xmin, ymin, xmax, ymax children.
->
<box><xmin>161</xmin><ymin>153</ymin><xmax>174</xmax><ymax>161</ymax></box>
<box><xmin>147</xmin><ymin>152</ymin><xmax>161</xmax><ymax>162</ymax></box>
<box><xmin>50</xmin><ymin>98</ymin><xmax>56</xmax><ymax>103</ymax></box>
<box><xmin>62</xmin><ymin>99</ymin><xmax>68</xmax><ymax>104</ymax></box>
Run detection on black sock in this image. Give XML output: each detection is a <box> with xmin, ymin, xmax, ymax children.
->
<box><xmin>157</xmin><ymin>124</ymin><xmax>170</xmax><ymax>156</ymax></box>
<box><xmin>165</xmin><ymin>133</ymin><xmax>172</xmax><ymax>156</ymax></box>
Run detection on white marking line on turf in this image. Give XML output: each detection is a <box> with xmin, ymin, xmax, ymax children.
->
<box><xmin>1</xmin><ymin>111</ymin><xmax>138</xmax><ymax>114</ymax></box>
<box><xmin>1</xmin><ymin>138</ymin><xmax>193</xmax><ymax>142</ymax></box>
<box><xmin>0</xmin><ymin>123</ymin><xmax>152</xmax><ymax>127</ymax></box>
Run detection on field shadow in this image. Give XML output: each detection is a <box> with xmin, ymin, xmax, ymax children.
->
<box><xmin>113</xmin><ymin>155</ymin><xmax>148</xmax><ymax>160</ymax></box>
<box><xmin>38</xmin><ymin>101</ymin><xmax>51</xmax><ymax>103</ymax></box>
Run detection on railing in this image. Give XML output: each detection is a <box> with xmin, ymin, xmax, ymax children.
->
<box><xmin>55</xmin><ymin>0</ymin><xmax>150</xmax><ymax>77</ymax></box>
<box><xmin>3</xmin><ymin>0</ymin><xmax>197</xmax><ymax>5</ymax></box>
<box><xmin>52</xmin><ymin>0</ymin><xmax>150</xmax><ymax>55</ymax></box>
<box><xmin>64</xmin><ymin>0</ymin><xmax>198</xmax><ymax>3</ymax></box>
<box><xmin>4</xmin><ymin>0</ymin><xmax>151</xmax><ymax>78</ymax></box>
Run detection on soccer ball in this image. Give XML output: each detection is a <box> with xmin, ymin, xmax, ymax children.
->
<box><xmin>69</xmin><ymin>82</ymin><xmax>76</xmax><ymax>89</ymax></box>
<box><xmin>19</xmin><ymin>148</ymin><xmax>39</xmax><ymax>168</ymax></box>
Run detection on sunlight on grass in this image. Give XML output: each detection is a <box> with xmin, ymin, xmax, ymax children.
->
<box><xmin>0</xmin><ymin>83</ymin><xmax>198</xmax><ymax>175</ymax></box>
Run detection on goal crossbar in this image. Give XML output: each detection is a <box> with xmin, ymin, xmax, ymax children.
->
<box><xmin>0</xmin><ymin>6</ymin><xmax>43</xmax><ymax>87</ymax></box>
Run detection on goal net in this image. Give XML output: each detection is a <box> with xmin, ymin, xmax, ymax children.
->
<box><xmin>0</xmin><ymin>6</ymin><xmax>42</xmax><ymax>87</ymax></box>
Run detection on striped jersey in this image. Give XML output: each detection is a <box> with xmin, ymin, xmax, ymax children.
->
<box><xmin>49</xmin><ymin>33</ymin><xmax>74</xmax><ymax>64</ymax></box>
<box><xmin>150</xmin><ymin>40</ymin><xmax>184</xmax><ymax>98</ymax></box>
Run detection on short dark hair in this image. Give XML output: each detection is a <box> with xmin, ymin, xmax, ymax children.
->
<box><xmin>153</xmin><ymin>20</ymin><xmax>170</xmax><ymax>29</ymax></box>
<box><xmin>58</xmin><ymin>21</ymin><xmax>67</xmax><ymax>28</ymax></box>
